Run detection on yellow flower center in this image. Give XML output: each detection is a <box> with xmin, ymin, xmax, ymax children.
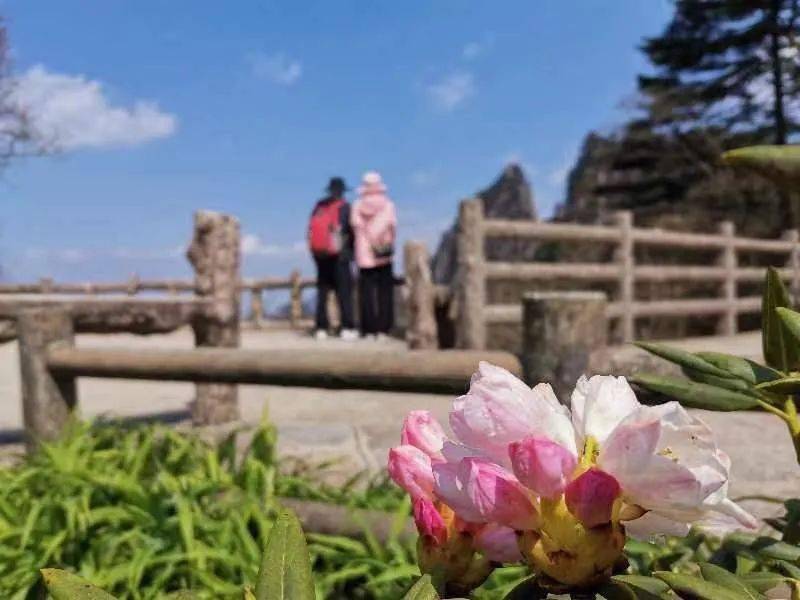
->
<box><xmin>517</xmin><ymin>496</ymin><xmax>625</xmax><ymax>588</ymax></box>
<box><xmin>579</xmin><ymin>436</ymin><xmax>600</xmax><ymax>470</ymax></box>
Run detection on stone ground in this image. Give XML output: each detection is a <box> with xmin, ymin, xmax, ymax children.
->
<box><xmin>0</xmin><ymin>326</ymin><xmax>797</xmax><ymax>520</ymax></box>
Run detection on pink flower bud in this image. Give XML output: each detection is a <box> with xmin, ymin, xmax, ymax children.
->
<box><xmin>413</xmin><ymin>497</ymin><xmax>447</xmax><ymax>545</ymax></box>
<box><xmin>401</xmin><ymin>410</ymin><xmax>447</xmax><ymax>461</ymax></box>
<box><xmin>474</xmin><ymin>523</ymin><xmax>522</xmax><ymax>563</ymax></box>
<box><xmin>509</xmin><ymin>436</ymin><xmax>577</xmax><ymax>499</ymax></box>
<box><xmin>462</xmin><ymin>458</ymin><xmax>539</xmax><ymax>531</ymax></box>
<box><xmin>388</xmin><ymin>445</ymin><xmax>434</xmax><ymax>501</ymax></box>
<box><xmin>565</xmin><ymin>468</ymin><xmax>621</xmax><ymax>528</ymax></box>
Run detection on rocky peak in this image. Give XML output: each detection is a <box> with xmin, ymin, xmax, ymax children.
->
<box><xmin>431</xmin><ymin>164</ymin><xmax>538</xmax><ymax>284</ymax></box>
<box><xmin>481</xmin><ymin>163</ymin><xmax>537</xmax><ymax>220</ymax></box>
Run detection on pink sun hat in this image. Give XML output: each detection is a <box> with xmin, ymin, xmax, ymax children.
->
<box><xmin>358</xmin><ymin>171</ymin><xmax>388</xmax><ymax>194</ymax></box>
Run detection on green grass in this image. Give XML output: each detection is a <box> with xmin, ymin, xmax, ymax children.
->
<box><xmin>0</xmin><ymin>416</ymin><xmax>423</xmax><ymax>599</ymax></box>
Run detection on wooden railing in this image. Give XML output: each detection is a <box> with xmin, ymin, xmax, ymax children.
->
<box><xmin>15</xmin><ymin>304</ymin><xmax>520</xmax><ymax>448</ymax></box>
<box><xmin>0</xmin><ymin>273</ymin><xmax>316</xmax><ymax>327</ymax></box>
<box><xmin>453</xmin><ymin>198</ymin><xmax>800</xmax><ymax>348</ymax></box>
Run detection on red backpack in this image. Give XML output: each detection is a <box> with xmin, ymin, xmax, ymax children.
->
<box><xmin>308</xmin><ymin>199</ymin><xmax>344</xmax><ymax>256</ymax></box>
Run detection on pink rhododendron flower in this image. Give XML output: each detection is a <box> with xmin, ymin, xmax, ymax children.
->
<box><xmin>387</xmin><ymin>410</ymin><xmax>520</xmax><ymax>591</ymax></box>
<box><xmin>387</xmin><ymin>445</ymin><xmax>434</xmax><ymax>501</ymax></box>
<box><xmin>473</xmin><ymin>523</ymin><xmax>522</xmax><ymax>563</ymax></box>
<box><xmin>390</xmin><ymin>366</ymin><xmax>757</xmax><ymax>588</ymax></box>
<box><xmin>564</xmin><ymin>467</ymin><xmax>621</xmax><ymax>528</ymax></box>
<box><xmin>401</xmin><ymin>410</ymin><xmax>447</xmax><ymax>461</ymax></box>
<box><xmin>509</xmin><ymin>436</ymin><xmax>577</xmax><ymax>499</ymax></box>
<box><xmin>412</xmin><ymin>497</ymin><xmax>447</xmax><ymax>545</ymax></box>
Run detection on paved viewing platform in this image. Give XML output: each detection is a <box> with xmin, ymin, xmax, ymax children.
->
<box><xmin>0</xmin><ymin>326</ymin><xmax>795</xmax><ymax>519</ymax></box>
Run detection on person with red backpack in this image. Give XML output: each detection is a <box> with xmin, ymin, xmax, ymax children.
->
<box><xmin>308</xmin><ymin>177</ymin><xmax>357</xmax><ymax>341</ymax></box>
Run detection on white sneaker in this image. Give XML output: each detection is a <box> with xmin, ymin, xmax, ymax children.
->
<box><xmin>340</xmin><ymin>329</ymin><xmax>359</xmax><ymax>342</ymax></box>
<box><xmin>376</xmin><ymin>333</ymin><xmax>390</xmax><ymax>342</ymax></box>
<box><xmin>314</xmin><ymin>329</ymin><xmax>328</xmax><ymax>341</ymax></box>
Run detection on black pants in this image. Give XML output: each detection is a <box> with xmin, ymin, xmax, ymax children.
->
<box><xmin>314</xmin><ymin>256</ymin><xmax>354</xmax><ymax>330</ymax></box>
<box><xmin>359</xmin><ymin>263</ymin><xmax>394</xmax><ymax>335</ymax></box>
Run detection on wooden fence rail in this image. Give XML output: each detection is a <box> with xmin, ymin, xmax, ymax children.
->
<box><xmin>0</xmin><ymin>273</ymin><xmax>317</xmax><ymax>328</ymax></box>
<box><xmin>16</xmin><ymin>305</ymin><xmax>521</xmax><ymax>448</ymax></box>
<box><xmin>455</xmin><ymin>198</ymin><xmax>800</xmax><ymax>348</ymax></box>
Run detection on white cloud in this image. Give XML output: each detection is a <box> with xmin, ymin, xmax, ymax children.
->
<box><xmin>427</xmin><ymin>72</ymin><xmax>475</xmax><ymax>111</ymax></box>
<box><xmin>241</xmin><ymin>234</ymin><xmax>305</xmax><ymax>257</ymax></box>
<box><xmin>10</xmin><ymin>65</ymin><xmax>177</xmax><ymax>150</ymax></box>
<box><xmin>462</xmin><ymin>35</ymin><xmax>493</xmax><ymax>60</ymax></box>
<box><xmin>23</xmin><ymin>236</ymin><xmax>304</xmax><ymax>265</ymax></box>
<box><xmin>462</xmin><ymin>42</ymin><xmax>484</xmax><ymax>60</ymax></box>
<box><xmin>410</xmin><ymin>169</ymin><xmax>438</xmax><ymax>187</ymax></box>
<box><xmin>248</xmin><ymin>52</ymin><xmax>303</xmax><ymax>86</ymax></box>
<box><xmin>24</xmin><ymin>245</ymin><xmax>185</xmax><ymax>263</ymax></box>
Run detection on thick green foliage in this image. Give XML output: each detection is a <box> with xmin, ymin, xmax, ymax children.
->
<box><xmin>0</xmin><ymin>418</ymin><xmax>419</xmax><ymax>599</ymax></box>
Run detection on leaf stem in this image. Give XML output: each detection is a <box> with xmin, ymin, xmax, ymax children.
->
<box><xmin>753</xmin><ymin>395</ymin><xmax>792</xmax><ymax>422</ymax></box>
<box><xmin>783</xmin><ymin>396</ymin><xmax>800</xmax><ymax>465</ymax></box>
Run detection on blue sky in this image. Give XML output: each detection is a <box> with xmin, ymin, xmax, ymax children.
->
<box><xmin>0</xmin><ymin>0</ymin><xmax>672</xmax><ymax>288</ymax></box>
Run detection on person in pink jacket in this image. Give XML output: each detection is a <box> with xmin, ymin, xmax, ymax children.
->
<box><xmin>351</xmin><ymin>171</ymin><xmax>397</xmax><ymax>339</ymax></box>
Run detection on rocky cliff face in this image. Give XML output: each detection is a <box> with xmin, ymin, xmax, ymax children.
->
<box><xmin>431</xmin><ymin>164</ymin><xmax>538</xmax><ymax>284</ymax></box>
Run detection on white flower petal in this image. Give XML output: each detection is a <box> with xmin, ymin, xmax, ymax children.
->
<box><xmin>598</xmin><ymin>409</ymin><xmax>661</xmax><ymax>476</ymax></box>
<box><xmin>623</xmin><ymin>511</ymin><xmax>691</xmax><ymax>539</ymax></box>
<box><xmin>450</xmin><ymin>362</ymin><xmax>577</xmax><ymax>464</ymax></box>
<box><xmin>694</xmin><ymin>499</ymin><xmax>758</xmax><ymax>537</ymax></box>
<box><xmin>571</xmin><ymin>375</ymin><xmax>641</xmax><ymax>443</ymax></box>
<box><xmin>614</xmin><ymin>455</ymin><xmax>704</xmax><ymax>510</ymax></box>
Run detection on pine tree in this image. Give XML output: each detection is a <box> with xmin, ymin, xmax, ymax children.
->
<box><xmin>640</xmin><ymin>0</ymin><xmax>800</xmax><ymax>144</ymax></box>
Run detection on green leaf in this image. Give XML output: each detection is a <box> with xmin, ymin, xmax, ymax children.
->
<box><xmin>611</xmin><ymin>575</ymin><xmax>672</xmax><ymax>599</ymax></box>
<box><xmin>655</xmin><ymin>571</ymin><xmax>751</xmax><ymax>600</ymax></box>
<box><xmin>722</xmin><ymin>145</ymin><xmax>800</xmax><ymax>186</ymax></box>
<box><xmin>630</xmin><ymin>373</ymin><xmax>760</xmax><ymax>411</ymax></box>
<box><xmin>778</xmin><ymin>307</ymin><xmax>800</xmax><ymax>344</ymax></box>
<box><xmin>740</xmin><ymin>572</ymin><xmax>789</xmax><ymax>593</ymax></box>
<box><xmin>596</xmin><ymin>580</ymin><xmax>638</xmax><ymax>599</ymax></box>
<box><xmin>724</xmin><ymin>532</ymin><xmax>800</xmax><ymax>563</ymax></box>
<box><xmin>682</xmin><ymin>367</ymin><xmax>753</xmax><ymax>392</ymax></box>
<box><xmin>635</xmin><ymin>342</ymin><xmax>733</xmax><ymax>378</ymax></box>
<box><xmin>756</xmin><ymin>376</ymin><xmax>800</xmax><ymax>394</ymax></box>
<box><xmin>401</xmin><ymin>575</ymin><xmax>440</xmax><ymax>600</ymax></box>
<box><xmin>777</xmin><ymin>559</ymin><xmax>800</xmax><ymax>579</ymax></box>
<box><xmin>763</xmin><ymin>267</ymin><xmax>799</xmax><ymax>372</ymax></box>
<box><xmin>695</xmin><ymin>352</ymin><xmax>782</xmax><ymax>385</ymax></box>
<box><xmin>255</xmin><ymin>509</ymin><xmax>315</xmax><ymax>600</ymax></box>
<box><xmin>699</xmin><ymin>563</ymin><xmax>765</xmax><ymax>600</ymax></box>
<box><xmin>40</xmin><ymin>569</ymin><xmax>118</xmax><ymax>599</ymax></box>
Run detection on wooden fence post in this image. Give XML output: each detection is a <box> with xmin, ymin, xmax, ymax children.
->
<box><xmin>290</xmin><ymin>270</ymin><xmax>302</xmax><ymax>327</ymax></box>
<box><xmin>718</xmin><ymin>221</ymin><xmax>737</xmax><ymax>335</ymax></box>
<box><xmin>187</xmin><ymin>210</ymin><xmax>241</xmax><ymax>425</ymax></box>
<box><xmin>613</xmin><ymin>211</ymin><xmax>634</xmax><ymax>343</ymax></box>
<box><xmin>783</xmin><ymin>229</ymin><xmax>800</xmax><ymax>305</ymax></box>
<box><xmin>39</xmin><ymin>277</ymin><xmax>54</xmax><ymax>295</ymax></box>
<box><xmin>455</xmin><ymin>198</ymin><xmax>485</xmax><ymax>349</ymax></box>
<box><xmin>404</xmin><ymin>240</ymin><xmax>437</xmax><ymax>350</ymax></box>
<box><xmin>522</xmin><ymin>291</ymin><xmax>607</xmax><ymax>402</ymax></box>
<box><xmin>249</xmin><ymin>287</ymin><xmax>264</xmax><ymax>327</ymax></box>
<box><xmin>17</xmin><ymin>308</ymin><xmax>77</xmax><ymax>450</ymax></box>
<box><xmin>126</xmin><ymin>274</ymin><xmax>140</xmax><ymax>296</ymax></box>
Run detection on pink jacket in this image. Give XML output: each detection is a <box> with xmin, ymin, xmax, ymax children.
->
<box><xmin>351</xmin><ymin>191</ymin><xmax>397</xmax><ymax>269</ymax></box>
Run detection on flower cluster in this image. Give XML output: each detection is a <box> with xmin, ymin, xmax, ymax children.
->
<box><xmin>388</xmin><ymin>363</ymin><xmax>758</xmax><ymax>590</ymax></box>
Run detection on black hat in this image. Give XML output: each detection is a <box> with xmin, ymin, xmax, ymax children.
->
<box><xmin>326</xmin><ymin>177</ymin><xmax>348</xmax><ymax>193</ymax></box>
